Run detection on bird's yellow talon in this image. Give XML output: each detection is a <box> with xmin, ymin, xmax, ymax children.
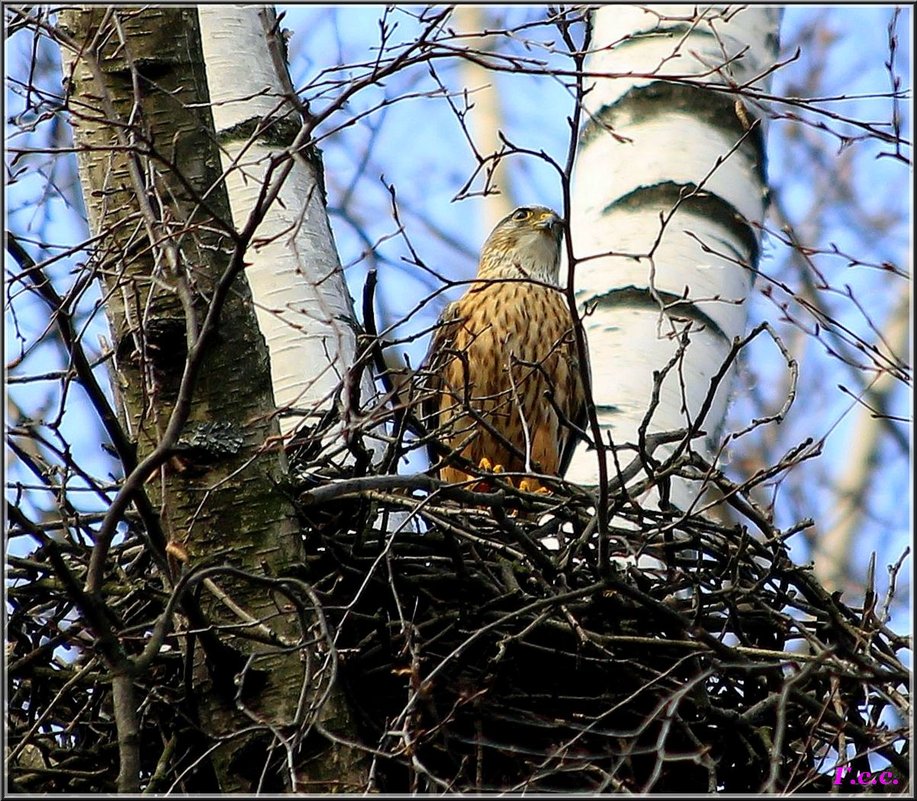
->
<box><xmin>478</xmin><ymin>458</ymin><xmax>505</xmax><ymax>475</ymax></box>
<box><xmin>519</xmin><ymin>479</ymin><xmax>533</xmax><ymax>493</ymax></box>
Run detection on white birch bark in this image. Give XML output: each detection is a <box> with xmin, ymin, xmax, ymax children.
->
<box><xmin>566</xmin><ymin>5</ymin><xmax>782</xmax><ymax>512</ymax></box>
<box><xmin>198</xmin><ymin>6</ymin><xmax>377</xmax><ymax>451</ymax></box>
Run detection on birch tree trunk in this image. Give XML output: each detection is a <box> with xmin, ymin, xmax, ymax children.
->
<box><xmin>197</xmin><ymin>6</ymin><xmax>380</xmax><ymax>462</ymax></box>
<box><xmin>567</xmin><ymin>6</ymin><xmax>781</xmax><ymax>512</ymax></box>
<box><xmin>57</xmin><ymin>6</ymin><xmax>367</xmax><ymax>791</ymax></box>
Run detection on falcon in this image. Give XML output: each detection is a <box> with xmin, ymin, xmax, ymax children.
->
<box><xmin>418</xmin><ymin>205</ymin><xmax>588</xmax><ymax>491</ymax></box>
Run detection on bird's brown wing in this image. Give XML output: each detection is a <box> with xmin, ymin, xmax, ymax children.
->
<box><xmin>417</xmin><ymin>300</ymin><xmax>462</xmax><ymax>462</ymax></box>
<box><xmin>557</xmin><ymin>325</ymin><xmax>590</xmax><ymax>478</ymax></box>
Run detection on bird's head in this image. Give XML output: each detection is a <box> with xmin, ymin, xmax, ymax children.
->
<box><xmin>477</xmin><ymin>205</ymin><xmax>564</xmax><ymax>285</ymax></box>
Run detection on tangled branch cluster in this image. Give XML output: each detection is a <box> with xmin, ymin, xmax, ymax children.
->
<box><xmin>5</xmin><ymin>4</ymin><xmax>911</xmax><ymax>795</ymax></box>
<box><xmin>294</xmin><ymin>459</ymin><xmax>910</xmax><ymax>793</ymax></box>
<box><xmin>8</xmin><ymin>398</ymin><xmax>911</xmax><ymax>794</ymax></box>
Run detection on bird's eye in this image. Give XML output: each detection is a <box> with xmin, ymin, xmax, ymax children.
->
<box><xmin>512</xmin><ymin>208</ymin><xmax>530</xmax><ymax>221</ymax></box>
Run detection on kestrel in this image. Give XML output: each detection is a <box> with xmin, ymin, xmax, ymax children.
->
<box><xmin>418</xmin><ymin>205</ymin><xmax>588</xmax><ymax>490</ymax></box>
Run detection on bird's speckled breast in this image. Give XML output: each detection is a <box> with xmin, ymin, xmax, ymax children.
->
<box><xmin>437</xmin><ymin>278</ymin><xmax>583</xmax><ymax>477</ymax></box>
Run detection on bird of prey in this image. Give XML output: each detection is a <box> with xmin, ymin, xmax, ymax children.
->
<box><xmin>418</xmin><ymin>205</ymin><xmax>588</xmax><ymax>491</ymax></box>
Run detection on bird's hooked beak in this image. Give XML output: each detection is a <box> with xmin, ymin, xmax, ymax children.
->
<box><xmin>534</xmin><ymin>209</ymin><xmax>564</xmax><ymax>238</ymax></box>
